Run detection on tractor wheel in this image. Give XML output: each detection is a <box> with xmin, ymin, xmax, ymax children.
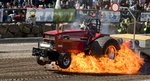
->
<box><xmin>58</xmin><ymin>53</ymin><xmax>71</xmax><ymax>69</ymax></box>
<box><xmin>90</xmin><ymin>36</ymin><xmax>120</xmax><ymax>59</ymax></box>
<box><xmin>103</xmin><ymin>40</ymin><xmax>120</xmax><ymax>59</ymax></box>
<box><xmin>36</xmin><ymin>56</ymin><xmax>47</xmax><ymax>65</ymax></box>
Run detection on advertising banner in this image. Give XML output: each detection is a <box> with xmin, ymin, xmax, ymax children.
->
<box><xmin>141</xmin><ymin>12</ymin><xmax>150</xmax><ymax>21</ymax></box>
<box><xmin>26</xmin><ymin>8</ymin><xmax>54</xmax><ymax>22</ymax></box>
<box><xmin>0</xmin><ymin>9</ymin><xmax>3</xmax><ymax>22</ymax></box>
<box><xmin>101</xmin><ymin>11</ymin><xmax>120</xmax><ymax>23</ymax></box>
<box><xmin>53</xmin><ymin>9</ymin><xmax>75</xmax><ymax>22</ymax></box>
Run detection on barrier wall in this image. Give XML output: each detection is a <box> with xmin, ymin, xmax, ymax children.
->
<box><xmin>0</xmin><ymin>23</ymin><xmax>56</xmax><ymax>38</ymax></box>
<box><xmin>0</xmin><ymin>8</ymin><xmax>149</xmax><ymax>38</ymax></box>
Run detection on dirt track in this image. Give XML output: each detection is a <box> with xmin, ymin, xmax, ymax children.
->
<box><xmin>0</xmin><ymin>43</ymin><xmax>150</xmax><ymax>81</ymax></box>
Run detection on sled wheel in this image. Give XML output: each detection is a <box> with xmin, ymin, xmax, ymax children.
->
<box><xmin>58</xmin><ymin>53</ymin><xmax>71</xmax><ymax>69</ymax></box>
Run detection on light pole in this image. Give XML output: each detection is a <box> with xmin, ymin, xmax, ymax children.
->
<box><xmin>120</xmin><ymin>7</ymin><xmax>136</xmax><ymax>49</ymax></box>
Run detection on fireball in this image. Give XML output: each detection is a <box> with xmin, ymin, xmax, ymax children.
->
<box><xmin>59</xmin><ymin>41</ymin><xmax>144</xmax><ymax>74</ymax></box>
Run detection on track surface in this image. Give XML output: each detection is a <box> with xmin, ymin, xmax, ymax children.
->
<box><xmin>0</xmin><ymin>43</ymin><xmax>150</xmax><ymax>81</ymax></box>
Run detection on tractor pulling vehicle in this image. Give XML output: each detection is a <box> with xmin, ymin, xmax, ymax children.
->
<box><xmin>32</xmin><ymin>18</ymin><xmax>121</xmax><ymax>69</ymax></box>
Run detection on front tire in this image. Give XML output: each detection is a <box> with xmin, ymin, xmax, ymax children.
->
<box><xmin>36</xmin><ymin>56</ymin><xmax>47</xmax><ymax>65</ymax></box>
<box><xmin>58</xmin><ymin>53</ymin><xmax>71</xmax><ymax>69</ymax></box>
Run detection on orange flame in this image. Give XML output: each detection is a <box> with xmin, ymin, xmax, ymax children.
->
<box><xmin>60</xmin><ymin>42</ymin><xmax>144</xmax><ymax>74</ymax></box>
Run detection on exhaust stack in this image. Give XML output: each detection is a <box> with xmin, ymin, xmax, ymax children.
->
<box><xmin>56</xmin><ymin>24</ymin><xmax>59</xmax><ymax>32</ymax></box>
<box><xmin>62</xmin><ymin>24</ymin><xmax>65</xmax><ymax>32</ymax></box>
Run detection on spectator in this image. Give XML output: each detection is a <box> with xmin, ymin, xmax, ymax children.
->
<box><xmin>120</xmin><ymin>0</ymin><xmax>125</xmax><ymax>6</ymax></box>
<box><xmin>130</xmin><ymin>4</ymin><xmax>137</xmax><ymax>10</ymax></box>
<box><xmin>14</xmin><ymin>13</ymin><xmax>24</xmax><ymax>22</ymax></box>
<box><xmin>80</xmin><ymin>4</ymin><xmax>86</xmax><ymax>9</ymax></box>
<box><xmin>3</xmin><ymin>10</ymin><xmax>8</xmax><ymax>22</ymax></box>
<box><xmin>103</xmin><ymin>4</ymin><xmax>109</xmax><ymax>10</ymax></box>
<box><xmin>47</xmin><ymin>3</ymin><xmax>51</xmax><ymax>8</ymax></box>
<box><xmin>145</xmin><ymin>0</ymin><xmax>150</xmax><ymax>6</ymax></box>
<box><xmin>12</xmin><ymin>0</ymin><xmax>19</xmax><ymax>7</ymax></box>
<box><xmin>31</xmin><ymin>4</ymin><xmax>37</xmax><ymax>8</ymax></box>
<box><xmin>124</xmin><ymin>0</ymin><xmax>130</xmax><ymax>7</ymax></box>
<box><xmin>103</xmin><ymin>0</ymin><xmax>110</xmax><ymax>7</ymax></box>
<box><xmin>93</xmin><ymin>0</ymin><xmax>98</xmax><ymax>8</ymax></box>
<box><xmin>63</xmin><ymin>1</ymin><xmax>70</xmax><ymax>9</ymax></box>
<box><xmin>80</xmin><ymin>21</ymin><xmax>86</xmax><ymax>30</ymax></box>
<box><xmin>94</xmin><ymin>2</ymin><xmax>101</xmax><ymax>10</ymax></box>
<box><xmin>108</xmin><ymin>6</ymin><xmax>111</xmax><ymax>10</ymax></box>
<box><xmin>38</xmin><ymin>0</ymin><xmax>45</xmax><ymax>7</ymax></box>
<box><xmin>0</xmin><ymin>2</ymin><xmax>2</xmax><ymax>8</ymax></box>
<box><xmin>1</xmin><ymin>5</ymin><xmax>4</xmax><ymax>8</ymax></box>
<box><xmin>78</xmin><ymin>0</ymin><xmax>83</xmax><ymax>5</ymax></box>
<box><xmin>31</xmin><ymin>0</ymin><xmax>38</xmax><ymax>8</ymax></box>
<box><xmin>45</xmin><ymin>0</ymin><xmax>51</xmax><ymax>7</ymax></box>
<box><xmin>24</xmin><ymin>2</ymin><xmax>31</xmax><ymax>8</ymax></box>
<box><xmin>124</xmin><ymin>18</ymin><xmax>130</xmax><ymax>26</ymax></box>
<box><xmin>146</xmin><ymin>3</ymin><xmax>150</xmax><ymax>11</ymax></box>
<box><xmin>144</xmin><ymin>4</ymin><xmax>147</xmax><ymax>11</ymax></box>
<box><xmin>22</xmin><ymin>0</ymin><xmax>28</xmax><ymax>8</ymax></box>
<box><xmin>75</xmin><ymin>1</ymin><xmax>80</xmax><ymax>9</ymax></box>
<box><xmin>39</xmin><ymin>5</ymin><xmax>45</xmax><ymax>8</ymax></box>
<box><xmin>110</xmin><ymin>0</ymin><xmax>119</xmax><ymax>3</ymax></box>
<box><xmin>120</xmin><ymin>0</ymin><xmax>129</xmax><ymax>7</ymax></box>
<box><xmin>144</xmin><ymin>18</ymin><xmax>150</xmax><ymax>34</ymax></box>
<box><xmin>130</xmin><ymin>0</ymin><xmax>138</xmax><ymax>6</ymax></box>
<box><xmin>137</xmin><ymin>2</ymin><xmax>144</xmax><ymax>11</ymax></box>
<box><xmin>6</xmin><ymin>2</ymin><xmax>11</xmax><ymax>8</ymax></box>
<box><xmin>18</xmin><ymin>0</ymin><xmax>24</xmax><ymax>5</ymax></box>
<box><xmin>118</xmin><ymin>20</ymin><xmax>127</xmax><ymax>34</ymax></box>
<box><xmin>139</xmin><ymin>0</ymin><xmax>145</xmax><ymax>4</ymax></box>
<box><xmin>69</xmin><ymin>0</ymin><xmax>75</xmax><ymax>9</ymax></box>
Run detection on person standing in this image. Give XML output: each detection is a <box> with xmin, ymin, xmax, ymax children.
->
<box><xmin>30</xmin><ymin>0</ymin><xmax>38</xmax><ymax>8</ymax></box>
<box><xmin>75</xmin><ymin>1</ymin><xmax>80</xmax><ymax>9</ymax></box>
<box><xmin>118</xmin><ymin>20</ymin><xmax>127</xmax><ymax>33</ymax></box>
<box><xmin>94</xmin><ymin>2</ymin><xmax>101</xmax><ymax>10</ymax></box>
<box><xmin>80</xmin><ymin>20</ymin><xmax>87</xmax><ymax>30</ymax></box>
<box><xmin>22</xmin><ymin>0</ymin><xmax>28</xmax><ymax>8</ymax></box>
<box><xmin>144</xmin><ymin>18</ymin><xmax>150</xmax><ymax>34</ymax></box>
<box><xmin>145</xmin><ymin>0</ymin><xmax>150</xmax><ymax>6</ymax></box>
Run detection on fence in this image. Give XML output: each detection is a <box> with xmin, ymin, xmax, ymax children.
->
<box><xmin>0</xmin><ymin>8</ymin><xmax>150</xmax><ymax>23</ymax></box>
<box><xmin>1</xmin><ymin>8</ymin><xmax>26</xmax><ymax>23</ymax></box>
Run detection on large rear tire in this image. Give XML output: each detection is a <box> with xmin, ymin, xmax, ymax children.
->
<box><xmin>90</xmin><ymin>36</ymin><xmax>120</xmax><ymax>59</ymax></box>
<box><xmin>103</xmin><ymin>39</ymin><xmax>120</xmax><ymax>59</ymax></box>
<box><xmin>58</xmin><ymin>53</ymin><xmax>71</xmax><ymax>69</ymax></box>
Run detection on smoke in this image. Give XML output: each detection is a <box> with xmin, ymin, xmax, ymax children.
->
<box><xmin>100</xmin><ymin>23</ymin><xmax>118</xmax><ymax>34</ymax></box>
<box><xmin>66</xmin><ymin>10</ymin><xmax>89</xmax><ymax>30</ymax></box>
<box><xmin>70</xmin><ymin>22</ymin><xmax>81</xmax><ymax>30</ymax></box>
<box><xmin>100</xmin><ymin>11</ymin><xmax>119</xmax><ymax>34</ymax></box>
<box><xmin>62</xmin><ymin>10</ymin><xmax>119</xmax><ymax>34</ymax></box>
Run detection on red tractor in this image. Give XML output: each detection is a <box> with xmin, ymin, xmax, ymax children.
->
<box><xmin>32</xmin><ymin>18</ymin><xmax>121</xmax><ymax>69</ymax></box>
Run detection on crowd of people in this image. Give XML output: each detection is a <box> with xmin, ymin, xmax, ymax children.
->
<box><xmin>0</xmin><ymin>0</ymin><xmax>54</xmax><ymax>9</ymax></box>
<box><xmin>0</xmin><ymin>0</ymin><xmax>150</xmax><ymax>33</ymax></box>
<box><xmin>0</xmin><ymin>0</ymin><xmax>149</xmax><ymax>10</ymax></box>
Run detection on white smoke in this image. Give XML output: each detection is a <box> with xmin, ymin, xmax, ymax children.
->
<box><xmin>61</xmin><ymin>10</ymin><xmax>118</xmax><ymax>34</ymax></box>
<box><xmin>69</xmin><ymin>11</ymin><xmax>90</xmax><ymax>30</ymax></box>
<box><xmin>101</xmin><ymin>23</ymin><xmax>117</xmax><ymax>34</ymax></box>
<box><xmin>100</xmin><ymin>11</ymin><xmax>119</xmax><ymax>34</ymax></box>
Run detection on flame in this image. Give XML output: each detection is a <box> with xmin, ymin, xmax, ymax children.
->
<box><xmin>60</xmin><ymin>42</ymin><xmax>144</xmax><ymax>74</ymax></box>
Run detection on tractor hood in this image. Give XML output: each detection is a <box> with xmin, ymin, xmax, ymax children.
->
<box><xmin>43</xmin><ymin>30</ymin><xmax>86</xmax><ymax>35</ymax></box>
